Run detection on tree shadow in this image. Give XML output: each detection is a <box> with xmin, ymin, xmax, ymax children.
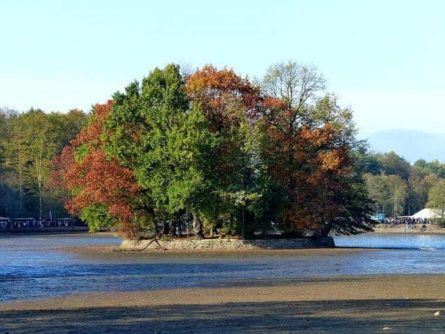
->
<box><xmin>1</xmin><ymin>299</ymin><xmax>445</xmax><ymax>333</ymax></box>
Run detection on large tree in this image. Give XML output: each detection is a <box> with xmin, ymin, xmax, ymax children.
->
<box><xmin>106</xmin><ymin>64</ymin><xmax>218</xmax><ymax>238</ymax></box>
<box><xmin>185</xmin><ymin>65</ymin><xmax>279</xmax><ymax>238</ymax></box>
<box><xmin>259</xmin><ymin>62</ymin><xmax>372</xmax><ymax>236</ymax></box>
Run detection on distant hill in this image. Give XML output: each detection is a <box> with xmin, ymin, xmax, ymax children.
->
<box><xmin>365</xmin><ymin>130</ymin><xmax>445</xmax><ymax>163</ymax></box>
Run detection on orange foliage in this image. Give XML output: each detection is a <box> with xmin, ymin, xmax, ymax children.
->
<box><xmin>63</xmin><ymin>149</ymin><xmax>138</xmax><ymax>220</ymax></box>
<box><xmin>54</xmin><ymin>102</ymin><xmax>139</xmax><ymax>223</ymax></box>
<box><xmin>72</xmin><ymin>100</ymin><xmax>113</xmax><ymax>147</ymax></box>
<box><xmin>185</xmin><ymin>65</ymin><xmax>261</xmax><ymax>128</ymax></box>
<box><xmin>261</xmin><ymin>98</ymin><xmax>352</xmax><ymax>233</ymax></box>
<box><xmin>185</xmin><ymin>65</ymin><xmax>263</xmax><ymax>186</ymax></box>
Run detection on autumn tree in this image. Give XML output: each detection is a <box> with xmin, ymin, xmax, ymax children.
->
<box><xmin>185</xmin><ymin>65</ymin><xmax>280</xmax><ymax>238</ymax></box>
<box><xmin>259</xmin><ymin>62</ymin><xmax>372</xmax><ymax>236</ymax></box>
<box><xmin>53</xmin><ymin>62</ymin><xmax>377</xmax><ymax>239</ymax></box>
<box><xmin>7</xmin><ymin>62</ymin><xmax>445</xmax><ymax>237</ymax></box>
<box><xmin>55</xmin><ymin>102</ymin><xmax>150</xmax><ymax>238</ymax></box>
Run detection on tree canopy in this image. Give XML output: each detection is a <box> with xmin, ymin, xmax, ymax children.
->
<box><xmin>3</xmin><ymin>63</ymin><xmax>444</xmax><ymax>235</ymax></box>
<box><xmin>12</xmin><ymin>62</ymin><xmax>440</xmax><ymax>237</ymax></box>
<box><xmin>51</xmin><ymin>63</ymin><xmax>374</xmax><ymax>239</ymax></box>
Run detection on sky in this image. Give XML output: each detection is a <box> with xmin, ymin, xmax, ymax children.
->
<box><xmin>1</xmin><ymin>0</ymin><xmax>444</xmax><ymax>137</ymax></box>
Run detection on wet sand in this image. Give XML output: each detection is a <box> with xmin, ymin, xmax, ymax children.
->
<box><xmin>1</xmin><ymin>275</ymin><xmax>445</xmax><ymax>333</ymax></box>
<box><xmin>60</xmin><ymin>244</ymin><xmax>373</xmax><ymax>256</ymax></box>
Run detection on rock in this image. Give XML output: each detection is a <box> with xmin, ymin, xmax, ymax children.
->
<box><xmin>382</xmin><ymin>326</ymin><xmax>391</xmax><ymax>331</ymax></box>
<box><xmin>434</xmin><ymin>311</ymin><xmax>441</xmax><ymax>317</ymax></box>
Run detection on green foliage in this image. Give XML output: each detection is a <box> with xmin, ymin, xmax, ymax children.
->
<box><xmin>426</xmin><ymin>179</ymin><xmax>445</xmax><ymax>216</ymax></box>
<box><xmin>413</xmin><ymin>159</ymin><xmax>445</xmax><ymax>178</ymax></box>
<box><xmin>407</xmin><ymin>174</ymin><xmax>439</xmax><ymax>215</ymax></box>
<box><xmin>106</xmin><ymin>65</ymin><xmax>219</xmax><ymax>230</ymax></box>
<box><xmin>4</xmin><ymin>62</ymin><xmax>445</xmax><ymax>239</ymax></box>
<box><xmin>80</xmin><ymin>204</ymin><xmax>114</xmax><ymax>232</ymax></box>
<box><xmin>376</xmin><ymin>152</ymin><xmax>411</xmax><ymax>180</ymax></box>
<box><xmin>364</xmin><ymin>173</ymin><xmax>408</xmax><ymax>217</ymax></box>
<box><xmin>352</xmin><ymin>145</ymin><xmax>382</xmax><ymax>175</ymax></box>
<box><xmin>359</xmin><ymin>149</ymin><xmax>445</xmax><ymax>217</ymax></box>
<box><xmin>0</xmin><ymin>107</ymin><xmax>87</xmax><ymax>218</ymax></box>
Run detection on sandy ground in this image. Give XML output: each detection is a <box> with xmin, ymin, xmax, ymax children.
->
<box><xmin>60</xmin><ymin>245</ymin><xmax>373</xmax><ymax>256</ymax></box>
<box><xmin>1</xmin><ymin>275</ymin><xmax>445</xmax><ymax>333</ymax></box>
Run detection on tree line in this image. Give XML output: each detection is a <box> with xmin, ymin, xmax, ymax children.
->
<box><xmin>359</xmin><ymin>151</ymin><xmax>445</xmax><ymax>218</ymax></box>
<box><xmin>3</xmin><ymin>62</ymin><xmax>443</xmax><ymax>239</ymax></box>
<box><xmin>0</xmin><ymin>108</ymin><xmax>87</xmax><ymax>219</ymax></box>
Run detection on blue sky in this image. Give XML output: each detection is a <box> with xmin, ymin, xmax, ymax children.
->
<box><xmin>1</xmin><ymin>0</ymin><xmax>444</xmax><ymax>136</ymax></box>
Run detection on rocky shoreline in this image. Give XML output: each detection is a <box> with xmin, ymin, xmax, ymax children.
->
<box><xmin>119</xmin><ymin>236</ymin><xmax>335</xmax><ymax>251</ymax></box>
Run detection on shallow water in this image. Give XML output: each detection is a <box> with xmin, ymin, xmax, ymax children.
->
<box><xmin>1</xmin><ymin>233</ymin><xmax>445</xmax><ymax>302</ymax></box>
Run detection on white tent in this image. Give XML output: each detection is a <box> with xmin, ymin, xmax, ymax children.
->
<box><xmin>411</xmin><ymin>208</ymin><xmax>442</xmax><ymax>220</ymax></box>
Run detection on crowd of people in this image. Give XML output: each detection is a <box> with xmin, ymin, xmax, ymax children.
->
<box><xmin>0</xmin><ymin>217</ymin><xmax>84</xmax><ymax>230</ymax></box>
<box><xmin>379</xmin><ymin>217</ymin><xmax>430</xmax><ymax>225</ymax></box>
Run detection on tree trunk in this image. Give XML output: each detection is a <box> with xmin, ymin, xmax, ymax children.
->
<box><xmin>161</xmin><ymin>221</ymin><xmax>170</xmax><ymax>235</ymax></box>
<box><xmin>152</xmin><ymin>221</ymin><xmax>160</xmax><ymax>236</ymax></box>
<box><xmin>240</xmin><ymin>207</ymin><xmax>246</xmax><ymax>239</ymax></box>
<box><xmin>169</xmin><ymin>218</ymin><xmax>178</xmax><ymax>237</ymax></box>
<box><xmin>38</xmin><ymin>183</ymin><xmax>42</xmax><ymax>221</ymax></box>
<box><xmin>177</xmin><ymin>218</ymin><xmax>183</xmax><ymax>237</ymax></box>
<box><xmin>192</xmin><ymin>212</ymin><xmax>204</xmax><ymax>239</ymax></box>
<box><xmin>36</xmin><ymin>144</ymin><xmax>44</xmax><ymax>221</ymax></box>
<box><xmin>18</xmin><ymin>144</ymin><xmax>24</xmax><ymax>215</ymax></box>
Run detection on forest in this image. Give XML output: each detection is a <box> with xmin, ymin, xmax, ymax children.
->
<box><xmin>1</xmin><ymin>62</ymin><xmax>445</xmax><ymax>239</ymax></box>
<box><xmin>360</xmin><ymin>151</ymin><xmax>445</xmax><ymax>219</ymax></box>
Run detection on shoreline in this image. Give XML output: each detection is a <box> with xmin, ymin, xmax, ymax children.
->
<box><xmin>1</xmin><ymin>275</ymin><xmax>445</xmax><ymax>333</ymax></box>
<box><xmin>119</xmin><ymin>236</ymin><xmax>335</xmax><ymax>251</ymax></box>
<box><xmin>2</xmin><ymin>274</ymin><xmax>444</xmax><ymax>309</ymax></box>
<box><xmin>372</xmin><ymin>224</ymin><xmax>445</xmax><ymax>234</ymax></box>
<box><xmin>59</xmin><ymin>244</ymin><xmax>376</xmax><ymax>256</ymax></box>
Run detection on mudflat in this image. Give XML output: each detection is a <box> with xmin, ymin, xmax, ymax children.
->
<box><xmin>1</xmin><ymin>275</ymin><xmax>444</xmax><ymax>333</ymax></box>
<box><xmin>59</xmin><ymin>245</ymin><xmax>372</xmax><ymax>256</ymax></box>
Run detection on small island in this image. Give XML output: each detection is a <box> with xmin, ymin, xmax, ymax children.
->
<box><xmin>46</xmin><ymin>63</ymin><xmax>377</xmax><ymax>248</ymax></box>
